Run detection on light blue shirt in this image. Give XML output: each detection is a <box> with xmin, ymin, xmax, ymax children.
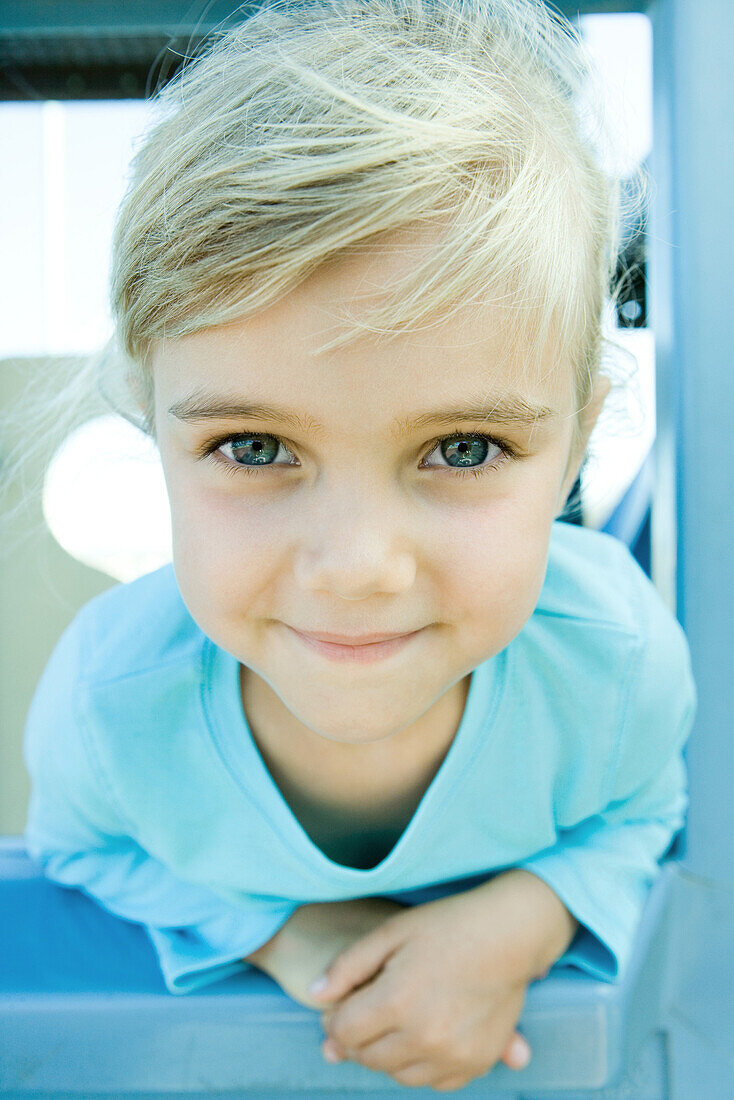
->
<box><xmin>23</xmin><ymin>521</ymin><xmax>696</xmax><ymax>995</ymax></box>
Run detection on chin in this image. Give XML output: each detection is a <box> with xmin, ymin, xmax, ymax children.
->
<box><xmin>300</xmin><ymin>710</ymin><xmax>404</xmax><ymax>745</ymax></box>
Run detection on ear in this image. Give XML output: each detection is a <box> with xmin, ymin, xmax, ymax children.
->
<box><xmin>556</xmin><ymin>373</ymin><xmax>611</xmax><ymax>515</ymax></box>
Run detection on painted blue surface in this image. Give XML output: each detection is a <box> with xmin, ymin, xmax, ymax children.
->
<box><xmin>0</xmin><ymin>837</ymin><xmax>680</xmax><ymax>1096</ymax></box>
<box><xmin>646</xmin><ymin>0</ymin><xmax>734</xmax><ymax>1094</ymax></box>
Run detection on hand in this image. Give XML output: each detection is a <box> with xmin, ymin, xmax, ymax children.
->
<box><xmin>309</xmin><ymin>873</ymin><xmax>568</xmax><ymax>1090</ymax></box>
<box><xmin>245</xmin><ymin>896</ymin><xmax>407</xmax><ymax>1009</ymax></box>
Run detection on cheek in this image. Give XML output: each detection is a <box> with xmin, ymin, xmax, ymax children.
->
<box><xmin>440</xmin><ymin>496</ymin><xmax>553</xmax><ymax>647</ymax></box>
<box><xmin>168</xmin><ymin>483</ymin><xmax>282</xmax><ymax>626</ymax></box>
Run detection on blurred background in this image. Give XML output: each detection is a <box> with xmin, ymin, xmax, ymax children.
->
<box><xmin>0</xmin><ymin>6</ymin><xmax>655</xmax><ymax>834</ymax></box>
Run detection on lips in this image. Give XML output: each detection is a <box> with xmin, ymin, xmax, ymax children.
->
<box><xmin>285</xmin><ymin>625</ymin><xmax>424</xmax><ymax>662</ymax></box>
<box><xmin>293</xmin><ymin>630</ymin><xmax>417</xmax><ymax>646</ymax></box>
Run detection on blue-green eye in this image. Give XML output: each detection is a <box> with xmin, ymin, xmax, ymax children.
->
<box><xmin>428</xmin><ymin>435</ymin><xmax>495</xmax><ymax>468</ymax></box>
<box><xmin>418</xmin><ymin>433</ymin><xmax>510</xmax><ymax>473</ymax></box>
<box><xmin>219</xmin><ymin>434</ymin><xmax>295</xmax><ymax>467</ymax></box>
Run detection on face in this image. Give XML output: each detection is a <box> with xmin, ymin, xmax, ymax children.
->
<box><xmin>151</xmin><ymin>236</ymin><xmax>604</xmax><ymax>750</ymax></box>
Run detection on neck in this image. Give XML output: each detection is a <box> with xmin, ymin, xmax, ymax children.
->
<box><xmin>239</xmin><ymin>664</ymin><xmax>470</xmax><ymax>781</ymax></box>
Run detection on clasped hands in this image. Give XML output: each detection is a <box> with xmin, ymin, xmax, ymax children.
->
<box><xmin>304</xmin><ymin>869</ymin><xmax>576</xmax><ymax>1092</ymax></box>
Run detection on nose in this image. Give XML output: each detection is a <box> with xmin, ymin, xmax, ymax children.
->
<box><xmin>293</xmin><ymin>481</ymin><xmax>417</xmax><ymax>600</ymax></box>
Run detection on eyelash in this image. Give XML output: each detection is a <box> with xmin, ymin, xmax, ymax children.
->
<box><xmin>197</xmin><ymin>430</ymin><xmax>517</xmax><ymax>481</ymax></box>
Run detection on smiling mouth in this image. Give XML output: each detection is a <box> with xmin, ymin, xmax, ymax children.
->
<box><xmin>292</xmin><ymin>629</ymin><xmax>420</xmax><ymax>645</ymax></box>
<box><xmin>285</xmin><ymin>625</ymin><xmax>424</xmax><ymax>662</ymax></box>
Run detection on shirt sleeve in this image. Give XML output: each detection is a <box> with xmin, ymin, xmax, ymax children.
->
<box><xmin>23</xmin><ymin>612</ymin><xmax>296</xmax><ymax>995</ymax></box>
<box><xmin>516</xmin><ymin>588</ymin><xmax>697</xmax><ymax>984</ymax></box>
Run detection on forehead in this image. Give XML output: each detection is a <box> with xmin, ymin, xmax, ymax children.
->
<box><xmin>152</xmin><ymin>230</ymin><xmax>575</xmax><ymax>427</ymax></box>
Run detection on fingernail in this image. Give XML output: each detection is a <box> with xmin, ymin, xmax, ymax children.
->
<box><xmin>308</xmin><ymin>975</ymin><xmax>329</xmax><ymax>995</ymax></box>
<box><xmin>323</xmin><ymin>1042</ymin><xmax>341</xmax><ymax>1063</ymax></box>
<box><xmin>511</xmin><ymin>1035</ymin><xmax>531</xmax><ymax>1067</ymax></box>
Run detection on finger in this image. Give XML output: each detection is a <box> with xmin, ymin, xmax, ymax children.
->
<box><xmin>432</xmin><ymin>1074</ymin><xmax>474</xmax><ymax>1092</ymax></box>
<box><xmin>321</xmin><ymin>1038</ymin><xmax>345</xmax><ymax>1064</ymax></box>
<box><xmin>308</xmin><ymin>919</ymin><xmax>403</xmax><ymax>1004</ymax></box>
<box><xmin>323</xmin><ymin>970</ymin><xmax>401</xmax><ymax>1049</ymax></box>
<box><xmin>336</xmin><ymin>1020</ymin><xmax>530</xmax><ymax>1073</ymax></box>
<box><xmin>389</xmin><ymin>1061</ymin><xmax>441</xmax><ymax>1088</ymax></box>
<box><xmin>501</xmin><ymin>1030</ymin><xmax>532</xmax><ymax>1070</ymax></box>
<box><xmin>339</xmin><ymin>1029</ymin><xmax>415</xmax><ymax>1073</ymax></box>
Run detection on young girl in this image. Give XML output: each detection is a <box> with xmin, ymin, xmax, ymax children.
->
<box><xmin>22</xmin><ymin>0</ymin><xmax>696</xmax><ymax>1090</ymax></box>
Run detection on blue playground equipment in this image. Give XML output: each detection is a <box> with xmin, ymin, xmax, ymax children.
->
<box><xmin>1</xmin><ymin>0</ymin><xmax>732</xmax><ymax>1095</ymax></box>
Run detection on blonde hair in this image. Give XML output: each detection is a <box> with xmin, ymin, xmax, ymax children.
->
<box><xmin>3</xmin><ymin>0</ymin><xmax>638</xmax><ymax>534</ymax></box>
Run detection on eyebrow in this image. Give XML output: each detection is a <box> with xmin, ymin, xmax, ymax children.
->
<box><xmin>167</xmin><ymin>389</ymin><xmax>556</xmax><ymax>437</ymax></box>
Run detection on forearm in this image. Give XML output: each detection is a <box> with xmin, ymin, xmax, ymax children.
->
<box><xmin>244</xmin><ymin>904</ymin><xmax>314</xmax><ymax>968</ymax></box>
<box><xmin>243</xmin><ymin>897</ymin><xmax>408</xmax><ymax>1006</ymax></box>
<box><xmin>244</xmin><ymin>926</ymin><xmax>285</xmax><ymax>967</ymax></box>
